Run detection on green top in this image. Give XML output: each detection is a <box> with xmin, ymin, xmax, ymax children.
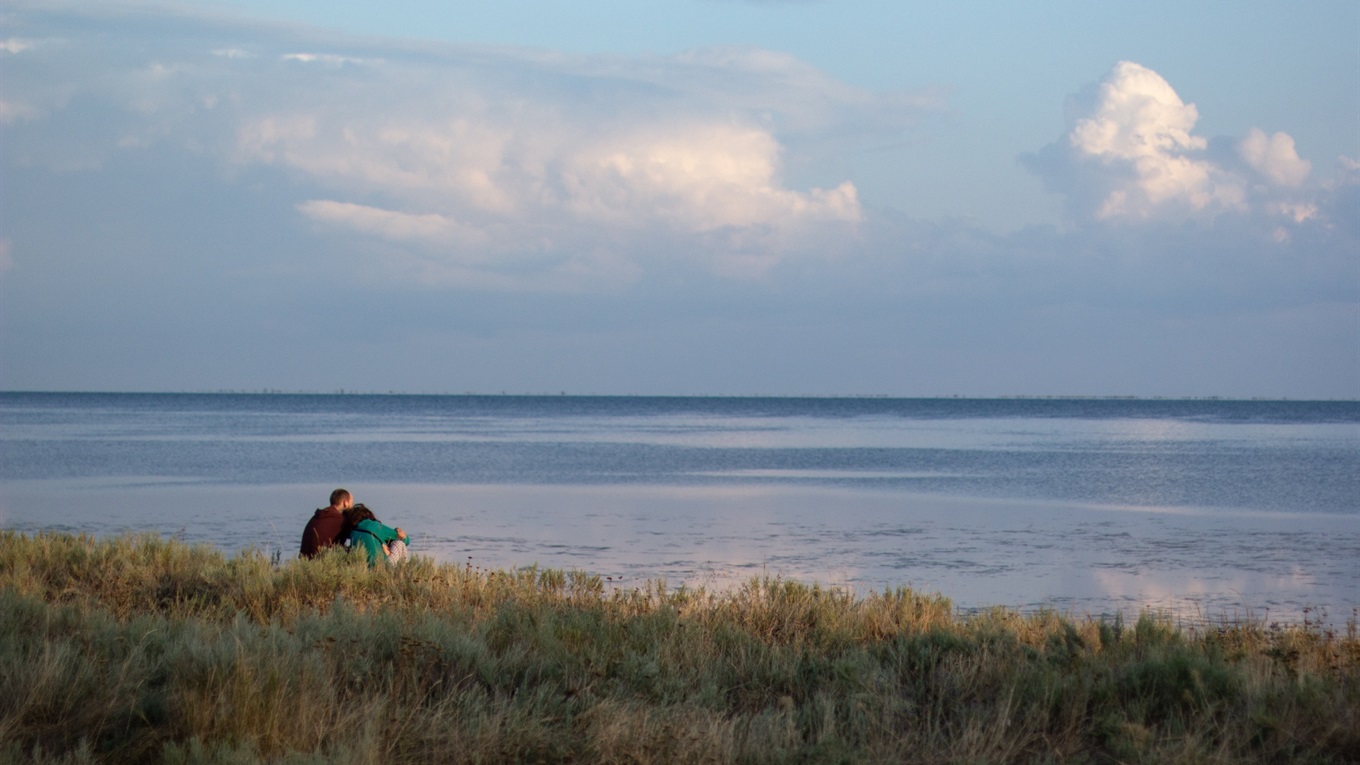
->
<box><xmin>347</xmin><ymin>518</ymin><xmax>406</xmax><ymax>566</ymax></box>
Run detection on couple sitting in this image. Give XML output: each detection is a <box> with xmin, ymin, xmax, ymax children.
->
<box><xmin>299</xmin><ymin>488</ymin><xmax>410</xmax><ymax>566</ymax></box>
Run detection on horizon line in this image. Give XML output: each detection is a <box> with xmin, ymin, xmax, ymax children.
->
<box><xmin>2</xmin><ymin>390</ymin><xmax>1356</xmax><ymax>403</ymax></box>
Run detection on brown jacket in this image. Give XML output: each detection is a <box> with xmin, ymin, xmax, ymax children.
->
<box><xmin>299</xmin><ymin>506</ymin><xmax>345</xmax><ymax>558</ymax></box>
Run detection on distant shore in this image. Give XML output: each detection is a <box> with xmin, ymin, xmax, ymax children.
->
<box><xmin>5</xmin><ymin>389</ymin><xmax>1359</xmax><ymax>402</ymax></box>
<box><xmin>2</xmin><ymin>531</ymin><xmax>1356</xmax><ymax>764</ymax></box>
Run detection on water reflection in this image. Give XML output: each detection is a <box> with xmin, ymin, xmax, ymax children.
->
<box><xmin>2</xmin><ymin>478</ymin><xmax>1355</xmax><ymax>625</ymax></box>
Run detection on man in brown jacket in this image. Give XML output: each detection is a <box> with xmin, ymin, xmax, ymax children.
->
<box><xmin>299</xmin><ymin>488</ymin><xmax>353</xmax><ymax>558</ymax></box>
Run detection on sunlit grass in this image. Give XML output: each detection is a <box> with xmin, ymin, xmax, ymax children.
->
<box><xmin>1</xmin><ymin>530</ymin><xmax>1356</xmax><ymax>763</ymax></box>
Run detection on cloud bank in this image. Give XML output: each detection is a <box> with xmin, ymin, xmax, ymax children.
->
<box><xmin>3</xmin><ymin>10</ymin><xmax>924</xmax><ymax>287</ymax></box>
<box><xmin>0</xmin><ymin>6</ymin><xmax>1355</xmax><ymax>396</ymax></box>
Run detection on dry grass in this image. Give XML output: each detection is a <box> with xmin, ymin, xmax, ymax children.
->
<box><xmin>1</xmin><ymin>530</ymin><xmax>1357</xmax><ymax>764</ymax></box>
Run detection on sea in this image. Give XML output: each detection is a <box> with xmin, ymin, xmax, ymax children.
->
<box><xmin>2</xmin><ymin>392</ymin><xmax>1357</xmax><ymax>624</ymax></box>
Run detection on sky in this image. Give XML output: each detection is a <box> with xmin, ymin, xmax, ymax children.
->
<box><xmin>1</xmin><ymin>0</ymin><xmax>1357</xmax><ymax>397</ymax></box>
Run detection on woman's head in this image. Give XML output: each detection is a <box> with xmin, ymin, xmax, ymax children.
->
<box><xmin>343</xmin><ymin>503</ymin><xmax>377</xmax><ymax>531</ymax></box>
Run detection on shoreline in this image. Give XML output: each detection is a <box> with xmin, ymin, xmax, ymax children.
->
<box><xmin>2</xmin><ymin>515</ymin><xmax>1355</xmax><ymax>631</ymax></box>
<box><xmin>5</xmin><ymin>477</ymin><xmax>1357</xmax><ymax>629</ymax></box>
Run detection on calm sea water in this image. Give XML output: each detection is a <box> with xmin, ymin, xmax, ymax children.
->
<box><xmin>2</xmin><ymin>393</ymin><xmax>1357</xmax><ymax>622</ymax></box>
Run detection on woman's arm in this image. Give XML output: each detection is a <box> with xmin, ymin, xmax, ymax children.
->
<box><xmin>372</xmin><ymin>520</ymin><xmax>403</xmax><ymax>544</ymax></box>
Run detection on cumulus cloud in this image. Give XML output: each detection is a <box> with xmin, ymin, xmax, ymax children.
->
<box><xmin>1022</xmin><ymin>61</ymin><xmax>1326</xmax><ymax>231</ymax></box>
<box><xmin>555</xmin><ymin>123</ymin><xmax>861</xmax><ymax>229</ymax></box>
<box><xmin>1238</xmin><ymin>127</ymin><xmax>1311</xmax><ymax>187</ymax></box>
<box><xmin>2</xmin><ymin>5</ymin><xmax>1356</xmax><ymax>398</ymax></box>
<box><xmin>0</xmin><ymin>8</ymin><xmax>913</xmax><ymax>287</ymax></box>
<box><xmin>1025</xmin><ymin>62</ymin><xmax>1241</xmax><ymax>221</ymax></box>
<box><xmin>4</xmin><ymin>6</ymin><xmax>1351</xmax><ymax>308</ymax></box>
<box><xmin>217</xmin><ymin>45</ymin><xmax>883</xmax><ymax>283</ymax></box>
<box><xmin>240</xmin><ymin>108</ymin><xmax>865</xmax><ymax>277</ymax></box>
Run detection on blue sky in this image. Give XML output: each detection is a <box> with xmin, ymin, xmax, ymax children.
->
<box><xmin>1</xmin><ymin>0</ymin><xmax>1357</xmax><ymax>396</ymax></box>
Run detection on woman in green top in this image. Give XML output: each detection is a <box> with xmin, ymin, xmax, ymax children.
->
<box><xmin>344</xmin><ymin>504</ymin><xmax>409</xmax><ymax>566</ymax></box>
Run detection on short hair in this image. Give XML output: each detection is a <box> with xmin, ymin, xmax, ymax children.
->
<box><xmin>330</xmin><ymin>488</ymin><xmax>351</xmax><ymax>506</ymax></box>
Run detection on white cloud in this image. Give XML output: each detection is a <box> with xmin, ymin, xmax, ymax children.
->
<box><xmin>1239</xmin><ymin>127</ymin><xmax>1311</xmax><ymax>187</ymax></box>
<box><xmin>296</xmin><ymin>200</ymin><xmax>491</xmax><ymax>249</ymax></box>
<box><xmin>280</xmin><ymin>52</ymin><xmax>372</xmax><ymax>67</ymax></box>
<box><xmin>225</xmin><ymin>49</ymin><xmax>872</xmax><ymax>282</ymax></box>
<box><xmin>1267</xmin><ymin>201</ymin><xmax>1317</xmax><ymax>224</ymax></box>
<box><xmin>0</xmin><ymin>7</ymin><xmax>926</xmax><ymax>288</ymax></box>
<box><xmin>0</xmin><ymin>99</ymin><xmax>41</xmax><ymax>124</ymax></box>
<box><xmin>211</xmin><ymin>47</ymin><xmax>254</xmax><ymax>60</ymax></box>
<box><xmin>1</xmin><ymin>38</ymin><xmax>35</xmax><ymax>55</ymax></box>
<box><xmin>558</xmin><ymin>123</ymin><xmax>860</xmax><ymax>230</ymax></box>
<box><xmin>1068</xmin><ymin>61</ymin><xmax>1245</xmax><ymax>220</ymax></box>
<box><xmin>1025</xmin><ymin>61</ymin><xmax>1326</xmax><ymax>229</ymax></box>
<box><xmin>1070</xmin><ymin>62</ymin><xmax>1205</xmax><ymax>159</ymax></box>
<box><xmin>0</xmin><ymin>38</ymin><xmax>52</xmax><ymax>124</ymax></box>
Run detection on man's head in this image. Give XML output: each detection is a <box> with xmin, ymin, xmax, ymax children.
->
<box><xmin>329</xmin><ymin>488</ymin><xmax>353</xmax><ymax>510</ymax></box>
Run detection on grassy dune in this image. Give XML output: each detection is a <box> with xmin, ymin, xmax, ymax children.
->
<box><xmin>0</xmin><ymin>531</ymin><xmax>1356</xmax><ymax>764</ymax></box>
